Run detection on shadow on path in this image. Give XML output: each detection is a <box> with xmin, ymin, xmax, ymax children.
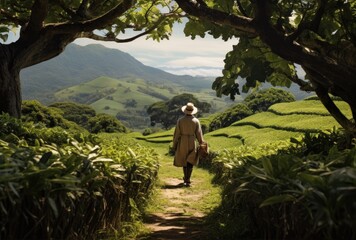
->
<box><xmin>161</xmin><ymin>183</ymin><xmax>186</xmax><ymax>189</ymax></box>
<box><xmin>139</xmin><ymin>213</ymin><xmax>209</xmax><ymax>240</ymax></box>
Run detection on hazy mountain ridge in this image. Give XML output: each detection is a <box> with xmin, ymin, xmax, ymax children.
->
<box><xmin>21</xmin><ymin>43</ymin><xmax>213</xmax><ymax>103</ymax></box>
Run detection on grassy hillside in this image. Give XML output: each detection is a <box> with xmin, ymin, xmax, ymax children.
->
<box><xmin>21</xmin><ymin>44</ymin><xmax>221</xmax><ymax>103</ymax></box>
<box><xmin>135</xmin><ymin>100</ymin><xmax>352</xmax><ymax>150</ymax></box>
<box><xmin>54</xmin><ymin>76</ymin><xmax>234</xmax><ymax>130</ymax></box>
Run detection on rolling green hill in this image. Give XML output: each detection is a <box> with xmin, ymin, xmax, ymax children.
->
<box><xmin>136</xmin><ymin>100</ymin><xmax>352</xmax><ymax>150</ymax></box>
<box><xmin>20</xmin><ymin>43</ymin><xmax>218</xmax><ymax>103</ymax></box>
<box><xmin>54</xmin><ymin>76</ymin><xmax>233</xmax><ymax>130</ymax></box>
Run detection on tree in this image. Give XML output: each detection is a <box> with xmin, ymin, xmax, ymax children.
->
<box><xmin>147</xmin><ymin>93</ymin><xmax>211</xmax><ymax>129</ymax></box>
<box><xmin>244</xmin><ymin>88</ymin><xmax>295</xmax><ymax>113</ymax></box>
<box><xmin>176</xmin><ymin>0</ymin><xmax>356</xmax><ymax>134</ymax></box>
<box><xmin>87</xmin><ymin>113</ymin><xmax>127</xmax><ymax>133</ymax></box>
<box><xmin>49</xmin><ymin>101</ymin><xmax>96</xmax><ymax>127</ymax></box>
<box><xmin>209</xmin><ymin>103</ymin><xmax>252</xmax><ymax>131</ymax></box>
<box><xmin>0</xmin><ymin>0</ymin><xmax>181</xmax><ymax>118</ymax></box>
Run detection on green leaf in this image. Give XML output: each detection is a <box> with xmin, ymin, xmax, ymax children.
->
<box><xmin>184</xmin><ymin>20</ymin><xmax>206</xmax><ymax>39</ymax></box>
<box><xmin>8</xmin><ymin>182</ymin><xmax>20</xmax><ymax>198</ymax></box>
<box><xmin>298</xmin><ymin>173</ymin><xmax>324</xmax><ymax>187</ymax></box>
<box><xmin>259</xmin><ymin>194</ymin><xmax>296</xmax><ymax>207</ymax></box>
<box><xmin>261</xmin><ymin>158</ymin><xmax>274</xmax><ymax>176</ymax></box>
<box><xmin>48</xmin><ymin>197</ymin><xmax>59</xmax><ymax>218</ymax></box>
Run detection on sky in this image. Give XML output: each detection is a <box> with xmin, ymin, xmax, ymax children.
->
<box><xmin>3</xmin><ymin>22</ymin><xmax>235</xmax><ymax>77</ymax></box>
<box><xmin>74</xmin><ymin>23</ymin><xmax>236</xmax><ymax>77</ymax></box>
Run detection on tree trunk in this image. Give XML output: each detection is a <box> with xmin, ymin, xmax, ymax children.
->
<box><xmin>0</xmin><ymin>29</ymin><xmax>76</xmax><ymax>118</ymax></box>
<box><xmin>0</xmin><ymin>47</ymin><xmax>22</xmax><ymax>118</ymax></box>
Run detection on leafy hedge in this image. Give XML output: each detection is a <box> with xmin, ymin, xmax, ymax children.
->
<box><xmin>208</xmin><ymin>130</ymin><xmax>356</xmax><ymax>239</ymax></box>
<box><xmin>0</xmin><ymin>115</ymin><xmax>158</xmax><ymax>239</ymax></box>
<box><xmin>209</xmin><ymin>103</ymin><xmax>253</xmax><ymax>132</ymax></box>
<box><xmin>243</xmin><ymin>88</ymin><xmax>295</xmax><ymax>112</ymax></box>
<box><xmin>23</xmin><ymin>100</ymin><xmax>127</xmax><ymax>134</ymax></box>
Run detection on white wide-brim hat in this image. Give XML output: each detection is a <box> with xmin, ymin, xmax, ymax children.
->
<box><xmin>181</xmin><ymin>102</ymin><xmax>198</xmax><ymax>115</ymax></box>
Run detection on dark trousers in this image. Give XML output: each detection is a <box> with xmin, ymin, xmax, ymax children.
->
<box><xmin>183</xmin><ymin>162</ymin><xmax>193</xmax><ymax>183</ymax></box>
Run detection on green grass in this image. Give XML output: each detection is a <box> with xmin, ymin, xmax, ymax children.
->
<box><xmin>136</xmin><ymin>141</ymin><xmax>222</xmax><ymax>216</ymax></box>
<box><xmin>205</xmin><ymin>135</ymin><xmax>242</xmax><ymax>150</ymax></box>
<box><xmin>269</xmin><ymin>100</ymin><xmax>352</xmax><ymax>117</ymax></box>
<box><xmin>233</xmin><ymin>111</ymin><xmax>342</xmax><ymax>132</ymax></box>
<box><xmin>207</xmin><ymin>125</ymin><xmax>303</xmax><ymax>146</ymax></box>
<box><xmin>126</xmin><ymin>100</ymin><xmax>348</xmax><ymax>150</ymax></box>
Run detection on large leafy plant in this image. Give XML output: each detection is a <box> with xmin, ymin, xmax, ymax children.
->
<box><xmin>0</xmin><ymin>115</ymin><xmax>159</xmax><ymax>239</ymax></box>
<box><xmin>210</xmin><ymin>131</ymin><xmax>356</xmax><ymax>239</ymax></box>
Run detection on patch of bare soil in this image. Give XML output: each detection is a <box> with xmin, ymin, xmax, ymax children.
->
<box><xmin>139</xmin><ymin>178</ymin><xmax>210</xmax><ymax>240</ymax></box>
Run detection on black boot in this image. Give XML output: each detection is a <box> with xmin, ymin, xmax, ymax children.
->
<box><xmin>185</xmin><ymin>166</ymin><xmax>193</xmax><ymax>187</ymax></box>
<box><xmin>183</xmin><ymin>167</ymin><xmax>188</xmax><ymax>184</ymax></box>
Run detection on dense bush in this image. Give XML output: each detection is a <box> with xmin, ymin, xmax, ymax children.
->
<box><xmin>22</xmin><ymin>100</ymin><xmax>67</xmax><ymax>128</ymax></box>
<box><xmin>21</xmin><ymin>100</ymin><xmax>86</xmax><ymax>134</ymax></box>
<box><xmin>0</xmin><ymin>115</ymin><xmax>158</xmax><ymax>239</ymax></box>
<box><xmin>209</xmin><ymin>103</ymin><xmax>253</xmax><ymax>131</ymax></box>
<box><xmin>49</xmin><ymin>102</ymin><xmax>96</xmax><ymax>127</ymax></box>
<box><xmin>244</xmin><ymin>88</ymin><xmax>295</xmax><ymax>112</ymax></box>
<box><xmin>87</xmin><ymin>113</ymin><xmax>127</xmax><ymax>134</ymax></box>
<box><xmin>142</xmin><ymin>127</ymin><xmax>163</xmax><ymax>136</ymax></box>
<box><xmin>209</xmin><ymin>130</ymin><xmax>356</xmax><ymax>239</ymax></box>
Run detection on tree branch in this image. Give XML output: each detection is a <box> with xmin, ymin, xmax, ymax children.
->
<box><xmin>49</xmin><ymin>0</ymin><xmax>135</xmax><ymax>33</ymax></box>
<box><xmin>77</xmin><ymin>0</ymin><xmax>90</xmax><ymax>18</ymax></box>
<box><xmin>253</xmin><ymin>0</ymin><xmax>355</xmax><ymax>92</ymax></box>
<box><xmin>25</xmin><ymin>0</ymin><xmax>48</xmax><ymax>34</ymax></box>
<box><xmin>79</xmin><ymin>14</ymin><xmax>171</xmax><ymax>43</ymax></box>
<box><xmin>290</xmin><ymin>72</ymin><xmax>314</xmax><ymax>92</ymax></box>
<box><xmin>52</xmin><ymin>0</ymin><xmax>78</xmax><ymax>19</ymax></box>
<box><xmin>287</xmin><ymin>0</ymin><xmax>327</xmax><ymax>42</ymax></box>
<box><xmin>304</xmin><ymin>66</ymin><xmax>356</xmax><ymax>132</ymax></box>
<box><xmin>314</xmin><ymin>83</ymin><xmax>356</xmax><ymax>133</ymax></box>
<box><xmin>176</xmin><ymin>0</ymin><xmax>256</xmax><ymax>35</ymax></box>
<box><xmin>236</xmin><ymin>0</ymin><xmax>249</xmax><ymax>17</ymax></box>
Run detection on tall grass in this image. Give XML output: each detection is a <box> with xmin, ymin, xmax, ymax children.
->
<box><xmin>0</xmin><ymin>115</ymin><xmax>159</xmax><ymax>239</ymax></box>
<box><xmin>207</xmin><ymin>130</ymin><xmax>356</xmax><ymax>239</ymax></box>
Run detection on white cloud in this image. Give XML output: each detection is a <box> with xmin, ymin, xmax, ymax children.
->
<box><xmin>74</xmin><ymin>24</ymin><xmax>236</xmax><ymax>77</ymax></box>
<box><xmin>160</xmin><ymin>56</ymin><xmax>225</xmax><ymax>68</ymax></box>
<box><xmin>75</xmin><ymin>34</ymin><xmax>234</xmax><ymax>57</ymax></box>
<box><xmin>162</xmin><ymin>67</ymin><xmax>222</xmax><ymax>77</ymax></box>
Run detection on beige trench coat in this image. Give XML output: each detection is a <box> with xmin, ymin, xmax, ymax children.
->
<box><xmin>172</xmin><ymin>115</ymin><xmax>204</xmax><ymax>167</ymax></box>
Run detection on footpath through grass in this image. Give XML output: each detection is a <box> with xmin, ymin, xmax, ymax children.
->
<box><xmin>136</xmin><ymin>142</ymin><xmax>222</xmax><ymax>240</ymax></box>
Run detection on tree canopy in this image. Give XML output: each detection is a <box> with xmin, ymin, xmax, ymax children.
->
<box><xmin>0</xmin><ymin>0</ymin><xmax>181</xmax><ymax>117</ymax></box>
<box><xmin>147</xmin><ymin>93</ymin><xmax>211</xmax><ymax>129</ymax></box>
<box><xmin>244</xmin><ymin>88</ymin><xmax>295</xmax><ymax>113</ymax></box>
<box><xmin>176</xmin><ymin>0</ymin><xmax>356</xmax><ymax>134</ymax></box>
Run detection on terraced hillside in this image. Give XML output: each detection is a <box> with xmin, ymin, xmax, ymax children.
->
<box><xmin>136</xmin><ymin>100</ymin><xmax>352</xmax><ymax>150</ymax></box>
<box><xmin>54</xmin><ymin>76</ymin><xmax>232</xmax><ymax>130</ymax></box>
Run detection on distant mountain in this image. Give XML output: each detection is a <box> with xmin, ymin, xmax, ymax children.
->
<box><xmin>53</xmin><ymin>76</ymin><xmax>233</xmax><ymax>130</ymax></box>
<box><xmin>20</xmin><ymin>43</ymin><xmax>213</xmax><ymax>103</ymax></box>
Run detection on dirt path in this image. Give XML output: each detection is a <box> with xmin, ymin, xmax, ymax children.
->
<box><xmin>137</xmin><ymin>153</ymin><xmax>220</xmax><ymax>240</ymax></box>
<box><xmin>141</xmin><ymin>178</ymin><xmax>208</xmax><ymax>240</ymax></box>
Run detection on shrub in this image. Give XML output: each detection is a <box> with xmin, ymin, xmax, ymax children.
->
<box><xmin>142</xmin><ymin>128</ymin><xmax>152</xmax><ymax>136</ymax></box>
<box><xmin>209</xmin><ymin>103</ymin><xmax>253</xmax><ymax>131</ymax></box>
<box><xmin>0</xmin><ymin>119</ymin><xmax>158</xmax><ymax>239</ymax></box>
<box><xmin>49</xmin><ymin>102</ymin><xmax>96</xmax><ymax>127</ymax></box>
<box><xmin>87</xmin><ymin>113</ymin><xmax>127</xmax><ymax>134</ymax></box>
<box><xmin>22</xmin><ymin>100</ymin><xmax>67</xmax><ymax>128</ymax></box>
<box><xmin>21</xmin><ymin>100</ymin><xmax>86</xmax><ymax>134</ymax></box>
<box><xmin>244</xmin><ymin>88</ymin><xmax>295</xmax><ymax>112</ymax></box>
<box><xmin>208</xmin><ymin>130</ymin><xmax>356</xmax><ymax>239</ymax></box>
